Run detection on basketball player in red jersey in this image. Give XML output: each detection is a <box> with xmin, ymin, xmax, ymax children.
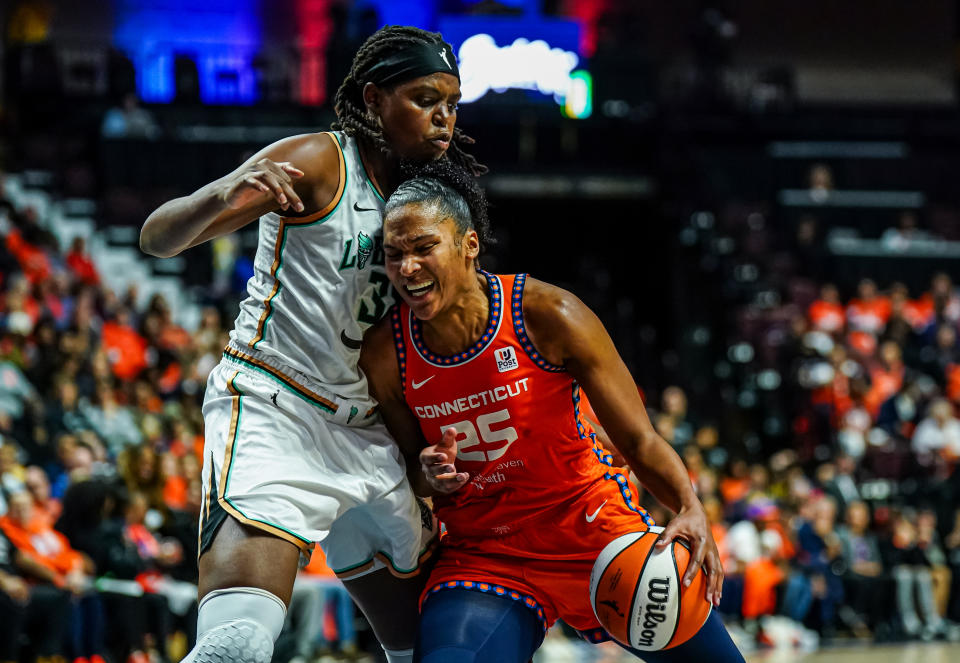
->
<box><xmin>360</xmin><ymin>163</ymin><xmax>744</xmax><ymax>662</ymax></box>
<box><xmin>140</xmin><ymin>27</ymin><xmax>484</xmax><ymax>663</ymax></box>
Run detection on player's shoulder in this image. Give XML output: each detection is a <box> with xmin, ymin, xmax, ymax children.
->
<box><xmin>262</xmin><ymin>132</ymin><xmax>344</xmax><ymax>174</ymax></box>
<box><xmin>363</xmin><ymin>307</ymin><xmax>397</xmax><ymax>350</ymax></box>
<box><xmin>519</xmin><ymin>276</ymin><xmax>589</xmax><ymax>330</ymax></box>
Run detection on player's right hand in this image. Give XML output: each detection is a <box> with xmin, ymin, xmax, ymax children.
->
<box><xmin>222</xmin><ymin>159</ymin><xmax>305</xmax><ymax>212</ymax></box>
<box><xmin>420</xmin><ymin>427</ymin><xmax>469</xmax><ymax>494</ymax></box>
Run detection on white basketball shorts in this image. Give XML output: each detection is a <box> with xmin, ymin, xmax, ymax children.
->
<box><xmin>198</xmin><ymin>360</ymin><xmax>437</xmax><ymax>578</ymax></box>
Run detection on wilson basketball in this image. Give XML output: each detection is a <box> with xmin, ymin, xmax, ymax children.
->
<box><xmin>589</xmin><ymin>527</ymin><xmax>711</xmax><ymax>651</ymax></box>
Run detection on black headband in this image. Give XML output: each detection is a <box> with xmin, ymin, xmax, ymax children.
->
<box><xmin>365</xmin><ymin>42</ymin><xmax>459</xmax><ymax>88</ymax></box>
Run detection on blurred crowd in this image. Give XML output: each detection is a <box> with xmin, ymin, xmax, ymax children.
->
<box><xmin>625</xmin><ymin>161</ymin><xmax>960</xmax><ymax>649</ymax></box>
<box><xmin>0</xmin><ymin>177</ymin><xmax>361</xmax><ymax>663</ymax></box>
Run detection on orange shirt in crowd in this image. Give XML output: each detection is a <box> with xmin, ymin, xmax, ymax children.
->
<box><xmin>808</xmin><ymin>299</ymin><xmax>845</xmax><ymax>333</ymax></box>
<box><xmin>904</xmin><ymin>296</ymin><xmax>935</xmax><ymax>330</ymax></box>
<box><xmin>101</xmin><ymin>320</ymin><xmax>148</xmax><ymax>380</ymax></box>
<box><xmin>163</xmin><ymin>476</ymin><xmax>188</xmax><ymax>510</ymax></box>
<box><xmin>65</xmin><ymin>250</ymin><xmax>100</xmax><ymax>286</ymax></box>
<box><xmin>0</xmin><ymin>512</ymin><xmax>84</xmax><ymax>581</ymax></box>
<box><xmin>742</xmin><ymin>558</ymin><xmax>785</xmax><ymax>618</ymax></box>
<box><xmin>811</xmin><ymin>371</ymin><xmax>854</xmax><ymax>421</ymax></box>
<box><xmin>846</xmin><ymin>296</ymin><xmax>891</xmax><ymax>334</ymax></box>
<box><xmin>864</xmin><ymin>364</ymin><xmax>904</xmax><ymax>418</ymax></box>
<box><xmin>720</xmin><ymin>477</ymin><xmax>751</xmax><ymax>505</ymax></box>
<box><xmin>5</xmin><ymin>229</ymin><xmax>51</xmax><ymax>284</ymax></box>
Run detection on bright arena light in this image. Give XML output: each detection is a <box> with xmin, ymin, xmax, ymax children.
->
<box><xmin>457</xmin><ymin>33</ymin><xmax>581</xmax><ymax>104</ymax></box>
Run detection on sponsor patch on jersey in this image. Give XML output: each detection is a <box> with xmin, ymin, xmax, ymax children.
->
<box><xmin>495</xmin><ymin>347</ymin><xmax>519</xmax><ymax>373</ymax></box>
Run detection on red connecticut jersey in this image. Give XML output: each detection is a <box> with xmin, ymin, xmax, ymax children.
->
<box><xmin>391</xmin><ymin>272</ymin><xmax>654</xmax><ymax>545</ymax></box>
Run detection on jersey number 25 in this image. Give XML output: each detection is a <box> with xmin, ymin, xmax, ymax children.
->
<box><xmin>443</xmin><ymin>409</ymin><xmax>518</xmax><ymax>463</ymax></box>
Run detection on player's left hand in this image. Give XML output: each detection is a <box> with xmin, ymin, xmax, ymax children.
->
<box><xmin>655</xmin><ymin>503</ymin><xmax>723</xmax><ymax>607</ymax></box>
<box><xmin>420</xmin><ymin>427</ymin><xmax>469</xmax><ymax>494</ymax></box>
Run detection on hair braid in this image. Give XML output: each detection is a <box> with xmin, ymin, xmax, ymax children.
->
<box><xmin>332</xmin><ymin>25</ymin><xmax>487</xmax><ymax>177</ymax></box>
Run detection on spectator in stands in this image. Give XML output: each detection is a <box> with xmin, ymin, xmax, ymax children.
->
<box><xmin>881</xmin><ymin>509</ymin><xmax>945</xmax><ymax>639</ymax></box>
<box><xmin>661</xmin><ymin>385</ymin><xmax>695</xmax><ymax>446</ymax></box>
<box><xmin>56</xmin><ymin>480</ymin><xmax>171</xmax><ymax>663</ymax></box>
<box><xmin>807</xmin><ymin>163</ymin><xmax>834</xmax><ymax>203</ymax></box>
<box><xmin>24</xmin><ymin>464</ymin><xmax>60</xmax><ymax>525</ymax></box>
<box><xmin>784</xmin><ymin>495</ymin><xmax>845</xmax><ymax>636</ymax></box>
<box><xmin>119</xmin><ymin>445</ymin><xmax>165</xmax><ymax>514</ymax></box>
<box><xmin>81</xmin><ymin>382</ymin><xmax>143</xmax><ymax>457</ymax></box>
<box><xmin>0</xmin><ymin>521</ymin><xmax>71</xmax><ymax>663</ymax></box>
<box><xmin>928</xmin><ymin>272</ymin><xmax>960</xmax><ymax>326</ymax></box>
<box><xmin>822</xmin><ymin>454</ymin><xmax>861</xmax><ymax>516</ymax></box>
<box><xmin>916</xmin><ymin>508</ymin><xmax>951</xmax><ymax>620</ymax></box>
<box><xmin>694</xmin><ymin>424</ymin><xmax>728</xmax><ymax>471</ymax></box>
<box><xmin>0</xmin><ymin>440</ymin><xmax>26</xmax><ymax>497</ymax></box>
<box><xmin>846</xmin><ymin>279</ymin><xmax>891</xmax><ymax>335</ymax></box>
<box><xmin>123</xmin><ymin>488</ymin><xmax>197</xmax><ymax>649</ymax></box>
<box><xmin>881</xmin><ymin>211</ymin><xmax>931</xmax><ymax>251</ymax></box>
<box><xmin>912</xmin><ymin>398</ymin><xmax>960</xmax><ymax>461</ymax></box>
<box><xmin>808</xmin><ymin>283</ymin><xmax>845</xmax><ymax>334</ymax></box>
<box><xmin>0</xmin><ymin>490</ymin><xmax>107</xmax><ymax>662</ymax></box>
<box><xmin>65</xmin><ymin>236</ymin><xmax>100</xmax><ymax>287</ymax></box>
<box><xmin>917</xmin><ymin>325</ymin><xmax>960</xmax><ymax>399</ymax></box>
<box><xmin>836</xmin><ymin>501</ymin><xmax>886</xmax><ymax>637</ymax></box>
<box><xmin>0</xmin><ymin>350</ymin><xmax>43</xmax><ymax>445</ymax></box>
<box><xmin>864</xmin><ymin>341</ymin><xmax>906</xmax><ymax>419</ymax></box>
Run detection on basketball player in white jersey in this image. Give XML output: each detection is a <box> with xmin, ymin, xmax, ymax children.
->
<box><xmin>139</xmin><ymin>27</ymin><xmax>485</xmax><ymax>663</ymax></box>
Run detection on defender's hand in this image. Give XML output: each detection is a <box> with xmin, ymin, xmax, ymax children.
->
<box><xmin>222</xmin><ymin>159</ymin><xmax>304</xmax><ymax>212</ymax></box>
<box><xmin>655</xmin><ymin>504</ymin><xmax>723</xmax><ymax>607</ymax></box>
<box><xmin>420</xmin><ymin>427</ymin><xmax>469</xmax><ymax>494</ymax></box>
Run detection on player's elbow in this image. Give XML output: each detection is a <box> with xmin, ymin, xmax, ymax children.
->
<box><xmin>139</xmin><ymin>222</ymin><xmax>177</xmax><ymax>258</ymax></box>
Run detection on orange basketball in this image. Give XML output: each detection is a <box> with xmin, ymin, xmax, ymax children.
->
<box><xmin>589</xmin><ymin>527</ymin><xmax>711</xmax><ymax>651</ymax></box>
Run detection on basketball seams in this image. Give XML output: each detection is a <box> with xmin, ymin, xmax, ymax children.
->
<box><xmin>591</xmin><ymin>532</ymin><xmax>642</xmax><ymax>613</ymax></box>
<box><xmin>625</xmin><ymin>530</ymin><xmax>659</xmax><ymax>648</ymax></box>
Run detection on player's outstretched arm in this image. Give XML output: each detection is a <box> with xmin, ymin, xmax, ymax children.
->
<box><xmin>360</xmin><ymin>317</ymin><xmax>468</xmax><ymax>497</ymax></box>
<box><xmin>139</xmin><ymin>132</ymin><xmax>340</xmax><ymax>257</ymax></box>
<box><xmin>522</xmin><ymin>278</ymin><xmax>722</xmax><ymax>606</ymax></box>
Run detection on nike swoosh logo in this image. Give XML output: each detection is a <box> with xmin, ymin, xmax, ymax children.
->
<box><xmin>353</xmin><ymin>201</ymin><xmax>378</xmax><ymax>212</ymax></box>
<box><xmin>585</xmin><ymin>499</ymin><xmax>608</xmax><ymax>523</ymax></box>
<box><xmin>340</xmin><ymin>329</ymin><xmax>362</xmax><ymax>350</ymax></box>
<box><xmin>411</xmin><ymin>375</ymin><xmax>435</xmax><ymax>390</ymax></box>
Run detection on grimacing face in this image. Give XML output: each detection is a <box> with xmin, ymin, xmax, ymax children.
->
<box><xmin>383</xmin><ymin>201</ymin><xmax>479</xmax><ymax>321</ymax></box>
<box><xmin>365</xmin><ymin>72</ymin><xmax>461</xmax><ymax>162</ymax></box>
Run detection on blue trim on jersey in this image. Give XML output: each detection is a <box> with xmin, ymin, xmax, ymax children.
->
<box><xmin>571</xmin><ymin>382</ymin><xmax>656</xmax><ymax>527</ymax></box>
<box><xmin>510</xmin><ymin>273</ymin><xmax>566</xmax><ymax>373</ymax></box>
<box><xmin>425</xmin><ymin>580</ymin><xmax>548</xmax><ymax>634</ymax></box>
<box><xmin>578</xmin><ymin>626</ymin><xmax>614</xmax><ymax>644</ymax></box>
<box><xmin>390</xmin><ymin>304</ymin><xmax>408</xmax><ymax>397</ymax></box>
<box><xmin>408</xmin><ymin>270</ymin><xmax>502</xmax><ymax>366</ymax></box>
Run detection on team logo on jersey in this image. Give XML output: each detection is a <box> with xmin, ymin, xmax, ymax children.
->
<box><xmin>356</xmin><ymin>232</ymin><xmax>373</xmax><ymax>269</ymax></box>
<box><xmin>495</xmin><ymin>347</ymin><xmax>519</xmax><ymax>373</ymax></box>
<box><xmin>338</xmin><ymin>232</ymin><xmax>384</xmax><ymax>271</ymax></box>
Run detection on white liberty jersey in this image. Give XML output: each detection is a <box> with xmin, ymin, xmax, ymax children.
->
<box><xmin>227</xmin><ymin>131</ymin><xmax>393</xmax><ymax>423</ymax></box>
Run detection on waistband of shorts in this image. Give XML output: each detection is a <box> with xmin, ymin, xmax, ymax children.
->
<box><xmin>222</xmin><ymin>340</ymin><xmax>380</xmax><ymax>426</ymax></box>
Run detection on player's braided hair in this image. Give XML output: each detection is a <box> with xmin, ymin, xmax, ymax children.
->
<box><xmin>387</xmin><ymin>158</ymin><xmax>493</xmax><ymax>254</ymax></box>
<box><xmin>332</xmin><ymin>25</ymin><xmax>488</xmax><ymax>177</ymax></box>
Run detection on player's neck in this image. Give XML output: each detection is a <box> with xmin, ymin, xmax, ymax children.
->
<box><xmin>421</xmin><ymin>271</ymin><xmax>490</xmax><ymax>356</ymax></box>
<box><xmin>358</xmin><ymin>139</ymin><xmax>396</xmax><ymax>198</ymax></box>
